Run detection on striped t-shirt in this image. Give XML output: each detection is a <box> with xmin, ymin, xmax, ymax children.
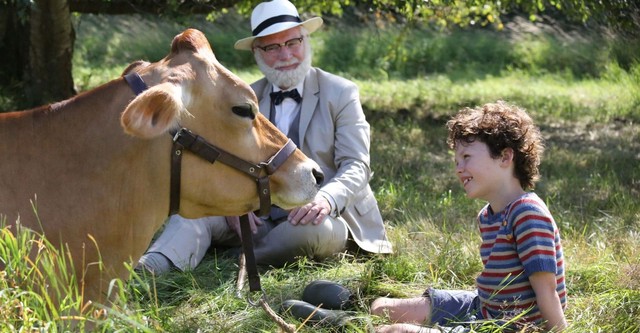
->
<box><xmin>476</xmin><ymin>192</ymin><xmax>567</xmax><ymax>325</ymax></box>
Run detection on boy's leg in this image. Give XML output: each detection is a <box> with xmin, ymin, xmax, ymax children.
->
<box><xmin>370</xmin><ymin>296</ymin><xmax>431</xmax><ymax>324</ymax></box>
<box><xmin>424</xmin><ymin>288</ymin><xmax>480</xmax><ymax>326</ymax></box>
<box><xmin>375</xmin><ymin>323</ymin><xmax>441</xmax><ymax>333</ymax></box>
<box><xmin>370</xmin><ymin>288</ymin><xmax>479</xmax><ymax>329</ymax></box>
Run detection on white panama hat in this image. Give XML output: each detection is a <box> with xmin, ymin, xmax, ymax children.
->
<box><xmin>234</xmin><ymin>0</ymin><xmax>323</xmax><ymax>51</ymax></box>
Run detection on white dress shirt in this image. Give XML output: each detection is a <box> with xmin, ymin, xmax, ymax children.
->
<box><xmin>271</xmin><ymin>82</ymin><xmax>304</xmax><ymax>137</ymax></box>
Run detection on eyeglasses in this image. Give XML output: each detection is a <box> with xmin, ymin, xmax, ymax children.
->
<box><xmin>254</xmin><ymin>37</ymin><xmax>304</xmax><ymax>54</ymax></box>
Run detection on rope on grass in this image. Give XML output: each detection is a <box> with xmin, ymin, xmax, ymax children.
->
<box><xmin>236</xmin><ymin>253</ymin><xmax>247</xmax><ymax>298</ymax></box>
<box><xmin>259</xmin><ymin>298</ymin><xmax>296</xmax><ymax>333</ymax></box>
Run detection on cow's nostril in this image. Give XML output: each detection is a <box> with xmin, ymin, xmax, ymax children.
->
<box><xmin>312</xmin><ymin>168</ymin><xmax>325</xmax><ymax>186</ymax></box>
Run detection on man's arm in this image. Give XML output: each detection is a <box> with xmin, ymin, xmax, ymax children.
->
<box><xmin>317</xmin><ymin>76</ymin><xmax>371</xmax><ymax>210</ymax></box>
<box><xmin>530</xmin><ymin>271</ymin><xmax>568</xmax><ymax>332</ymax></box>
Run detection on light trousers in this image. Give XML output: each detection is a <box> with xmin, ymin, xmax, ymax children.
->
<box><xmin>145</xmin><ymin>213</ymin><xmax>349</xmax><ymax>270</ymax></box>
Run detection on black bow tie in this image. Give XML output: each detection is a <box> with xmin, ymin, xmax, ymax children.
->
<box><xmin>270</xmin><ymin>89</ymin><xmax>302</xmax><ymax>105</ymax></box>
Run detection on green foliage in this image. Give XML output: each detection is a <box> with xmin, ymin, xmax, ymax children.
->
<box><xmin>314</xmin><ymin>18</ymin><xmax>638</xmax><ymax>82</ymax></box>
<box><xmin>18</xmin><ymin>0</ymin><xmax>636</xmax><ymax>35</ymax></box>
<box><xmin>70</xmin><ymin>13</ymin><xmax>257</xmax><ymax>92</ymax></box>
<box><xmin>230</xmin><ymin>0</ymin><xmax>350</xmax><ymax>17</ymax></box>
<box><xmin>273</xmin><ymin>0</ymin><xmax>639</xmax><ymax>35</ymax></box>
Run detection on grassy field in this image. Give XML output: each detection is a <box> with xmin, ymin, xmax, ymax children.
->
<box><xmin>1</xmin><ymin>11</ymin><xmax>639</xmax><ymax>332</ymax></box>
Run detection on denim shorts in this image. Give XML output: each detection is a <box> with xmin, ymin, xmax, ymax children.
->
<box><xmin>423</xmin><ymin>288</ymin><xmax>522</xmax><ymax>333</ymax></box>
<box><xmin>423</xmin><ymin>288</ymin><xmax>482</xmax><ymax>327</ymax></box>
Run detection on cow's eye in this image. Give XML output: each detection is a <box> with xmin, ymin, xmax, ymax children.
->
<box><xmin>232</xmin><ymin>104</ymin><xmax>255</xmax><ymax>120</ymax></box>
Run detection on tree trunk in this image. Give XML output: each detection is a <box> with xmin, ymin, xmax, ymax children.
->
<box><xmin>0</xmin><ymin>2</ymin><xmax>30</xmax><ymax>109</ymax></box>
<box><xmin>1</xmin><ymin>0</ymin><xmax>239</xmax><ymax>110</ymax></box>
<box><xmin>26</xmin><ymin>0</ymin><xmax>76</xmax><ymax>106</ymax></box>
<box><xmin>0</xmin><ymin>1</ymin><xmax>75</xmax><ymax>110</ymax></box>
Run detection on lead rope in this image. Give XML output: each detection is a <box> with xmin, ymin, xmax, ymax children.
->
<box><xmin>238</xmin><ymin>214</ymin><xmax>296</xmax><ymax>333</ymax></box>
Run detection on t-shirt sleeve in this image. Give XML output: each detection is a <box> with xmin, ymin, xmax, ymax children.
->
<box><xmin>510</xmin><ymin>198</ymin><xmax>560</xmax><ymax>276</ymax></box>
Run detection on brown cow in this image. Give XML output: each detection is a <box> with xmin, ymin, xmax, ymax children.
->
<box><xmin>0</xmin><ymin>29</ymin><xmax>322</xmax><ymax>306</ymax></box>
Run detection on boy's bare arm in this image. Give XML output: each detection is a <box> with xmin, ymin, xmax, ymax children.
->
<box><xmin>530</xmin><ymin>271</ymin><xmax>568</xmax><ymax>332</ymax></box>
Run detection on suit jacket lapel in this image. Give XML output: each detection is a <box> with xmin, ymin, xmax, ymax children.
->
<box><xmin>299</xmin><ymin>68</ymin><xmax>319</xmax><ymax>150</ymax></box>
<box><xmin>255</xmin><ymin>80</ymin><xmax>272</xmax><ymax>119</ymax></box>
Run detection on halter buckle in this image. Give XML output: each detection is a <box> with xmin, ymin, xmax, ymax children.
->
<box><xmin>246</xmin><ymin>289</ymin><xmax>267</xmax><ymax>307</ymax></box>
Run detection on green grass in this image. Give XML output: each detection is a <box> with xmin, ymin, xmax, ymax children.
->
<box><xmin>0</xmin><ymin>216</ymin><xmax>87</xmax><ymax>331</ymax></box>
<box><xmin>1</xmin><ymin>11</ymin><xmax>640</xmax><ymax>333</ymax></box>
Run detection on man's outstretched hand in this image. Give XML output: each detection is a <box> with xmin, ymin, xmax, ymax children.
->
<box><xmin>288</xmin><ymin>196</ymin><xmax>331</xmax><ymax>226</ymax></box>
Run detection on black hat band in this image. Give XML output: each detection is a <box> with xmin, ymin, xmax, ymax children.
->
<box><xmin>253</xmin><ymin>14</ymin><xmax>302</xmax><ymax>36</ymax></box>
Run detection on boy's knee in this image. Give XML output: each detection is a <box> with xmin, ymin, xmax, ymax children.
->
<box><xmin>375</xmin><ymin>324</ymin><xmax>436</xmax><ymax>333</ymax></box>
<box><xmin>370</xmin><ymin>296</ymin><xmax>431</xmax><ymax>324</ymax></box>
<box><xmin>370</xmin><ymin>297</ymin><xmax>391</xmax><ymax>316</ymax></box>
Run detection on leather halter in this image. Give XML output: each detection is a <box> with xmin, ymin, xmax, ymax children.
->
<box><xmin>124</xmin><ymin>72</ymin><xmax>297</xmax><ymax>217</ymax></box>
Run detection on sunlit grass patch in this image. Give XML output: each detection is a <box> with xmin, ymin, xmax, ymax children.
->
<box><xmin>568</xmin><ymin>289</ymin><xmax>640</xmax><ymax>333</ymax></box>
<box><xmin>0</xmin><ymin>218</ymin><xmax>88</xmax><ymax>331</ymax></box>
<box><xmin>357</xmin><ymin>69</ymin><xmax>640</xmax><ymax>122</ymax></box>
<box><xmin>0</xmin><ymin>216</ymin><xmax>163</xmax><ymax>332</ymax></box>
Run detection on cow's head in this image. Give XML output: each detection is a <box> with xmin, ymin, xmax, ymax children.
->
<box><xmin>120</xmin><ymin>29</ymin><xmax>322</xmax><ymax>217</ymax></box>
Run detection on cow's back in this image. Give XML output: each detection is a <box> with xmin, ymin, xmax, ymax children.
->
<box><xmin>1</xmin><ymin>81</ymin><xmax>165</xmax><ymax>225</ymax></box>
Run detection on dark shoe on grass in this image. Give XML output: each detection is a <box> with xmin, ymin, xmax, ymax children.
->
<box><xmin>280</xmin><ymin>299</ymin><xmax>352</xmax><ymax>327</ymax></box>
<box><xmin>302</xmin><ymin>280</ymin><xmax>354</xmax><ymax>310</ymax></box>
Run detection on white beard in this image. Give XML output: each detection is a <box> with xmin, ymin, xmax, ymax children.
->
<box><xmin>255</xmin><ymin>41</ymin><xmax>312</xmax><ymax>90</ymax></box>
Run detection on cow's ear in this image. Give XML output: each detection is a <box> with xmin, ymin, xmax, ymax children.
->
<box><xmin>121</xmin><ymin>83</ymin><xmax>184</xmax><ymax>138</ymax></box>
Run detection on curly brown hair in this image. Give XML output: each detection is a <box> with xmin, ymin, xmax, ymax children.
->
<box><xmin>446</xmin><ymin>101</ymin><xmax>544</xmax><ymax>190</ymax></box>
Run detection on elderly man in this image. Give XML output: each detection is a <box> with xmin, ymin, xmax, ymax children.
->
<box><xmin>138</xmin><ymin>0</ymin><xmax>392</xmax><ymax>272</ymax></box>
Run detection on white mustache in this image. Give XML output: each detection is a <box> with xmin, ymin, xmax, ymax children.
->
<box><xmin>273</xmin><ymin>59</ymin><xmax>299</xmax><ymax>68</ymax></box>
<box><xmin>254</xmin><ymin>38</ymin><xmax>312</xmax><ymax>89</ymax></box>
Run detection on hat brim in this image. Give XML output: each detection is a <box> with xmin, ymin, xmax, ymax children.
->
<box><xmin>234</xmin><ymin>17</ymin><xmax>323</xmax><ymax>51</ymax></box>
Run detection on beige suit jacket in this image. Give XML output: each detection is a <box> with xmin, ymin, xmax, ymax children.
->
<box><xmin>252</xmin><ymin>67</ymin><xmax>392</xmax><ymax>254</ymax></box>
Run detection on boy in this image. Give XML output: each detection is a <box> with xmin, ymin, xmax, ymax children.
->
<box><xmin>370</xmin><ymin>101</ymin><xmax>567</xmax><ymax>332</ymax></box>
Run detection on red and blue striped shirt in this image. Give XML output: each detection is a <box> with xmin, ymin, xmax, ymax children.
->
<box><xmin>476</xmin><ymin>192</ymin><xmax>566</xmax><ymax>325</ymax></box>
